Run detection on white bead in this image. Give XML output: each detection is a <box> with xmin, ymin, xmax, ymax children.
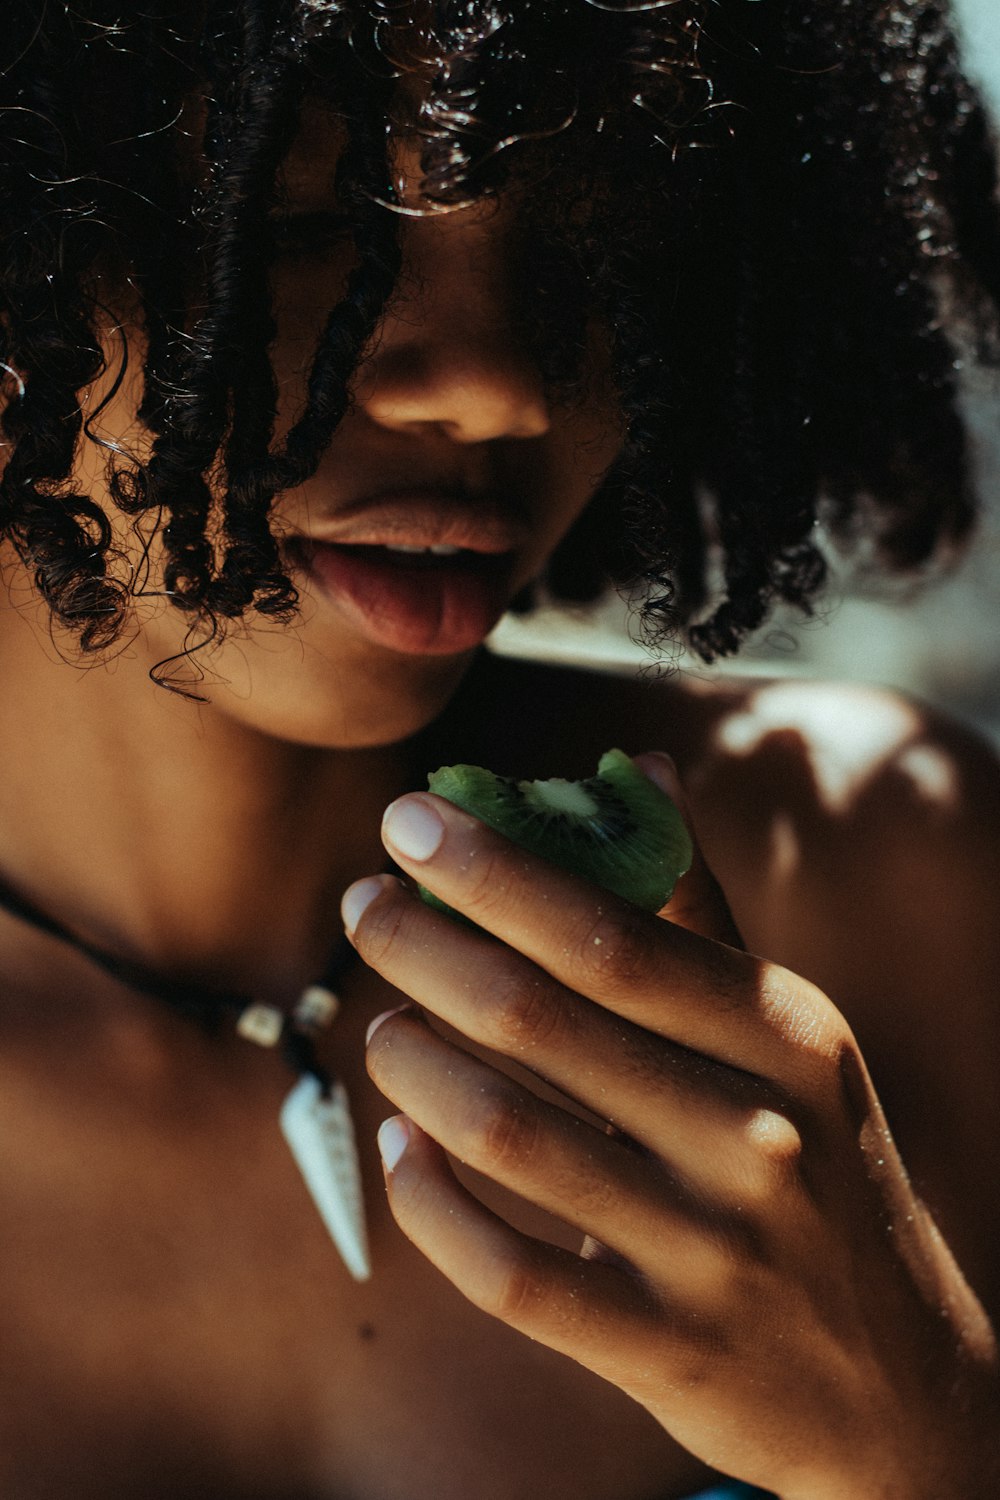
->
<box><xmin>293</xmin><ymin>984</ymin><xmax>340</xmax><ymax>1031</ymax></box>
<box><xmin>235</xmin><ymin>1003</ymin><xmax>284</xmax><ymax>1048</ymax></box>
<box><xmin>280</xmin><ymin>1075</ymin><xmax>370</xmax><ymax>1281</ymax></box>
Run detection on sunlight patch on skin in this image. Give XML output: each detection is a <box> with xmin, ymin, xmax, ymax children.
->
<box><xmin>715</xmin><ymin>682</ymin><xmax>922</xmax><ymax>816</ymax></box>
<box><xmin>744</xmin><ymin>1106</ymin><xmax>801</xmax><ymax>1162</ymax></box>
<box><xmin>759</xmin><ymin>969</ymin><xmax>839</xmax><ymax>1057</ymax></box>
<box><xmin>896</xmin><ymin>743</ymin><xmax>960</xmax><ymax>808</ymax></box>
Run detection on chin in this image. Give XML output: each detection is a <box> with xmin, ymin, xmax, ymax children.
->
<box><xmin>204</xmin><ymin>630</ymin><xmax>475</xmax><ymax>750</ymax></box>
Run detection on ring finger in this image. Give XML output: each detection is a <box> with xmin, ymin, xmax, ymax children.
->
<box><xmin>366</xmin><ymin>1003</ymin><xmax>733</xmax><ymax>1288</ymax></box>
<box><xmin>350</xmin><ymin>875</ymin><xmax>788</xmax><ymax>1204</ymax></box>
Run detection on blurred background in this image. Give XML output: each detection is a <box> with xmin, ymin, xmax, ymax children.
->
<box><xmin>491</xmin><ymin>0</ymin><xmax>1000</xmax><ymax>744</ymax></box>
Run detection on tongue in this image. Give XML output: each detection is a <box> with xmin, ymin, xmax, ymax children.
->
<box><xmin>306</xmin><ymin>540</ymin><xmax>512</xmax><ymax>655</ymax></box>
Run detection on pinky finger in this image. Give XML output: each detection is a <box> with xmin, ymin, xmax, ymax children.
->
<box><xmin>376</xmin><ymin>1115</ymin><xmax>660</xmax><ymax>1389</ymax></box>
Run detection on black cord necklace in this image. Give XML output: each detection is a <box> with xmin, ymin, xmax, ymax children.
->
<box><xmin>0</xmin><ymin>868</ymin><xmax>373</xmax><ymax>1279</ymax></box>
<box><xmin>0</xmin><ymin>868</ymin><xmax>351</xmax><ymax>1085</ymax></box>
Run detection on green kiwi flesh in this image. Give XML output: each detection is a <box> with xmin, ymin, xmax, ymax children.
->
<box><xmin>420</xmin><ymin>748</ymin><xmax>692</xmax><ymax>917</ymax></box>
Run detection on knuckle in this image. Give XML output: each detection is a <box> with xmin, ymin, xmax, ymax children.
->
<box><xmin>458</xmin><ymin>842</ymin><xmax>518</xmax><ymax>923</ymax></box>
<box><xmin>487</xmin><ymin>968</ymin><xmax>571</xmax><ymax>1054</ymax></box>
<box><xmin>747</xmin><ymin>1105</ymin><xmax>804</xmax><ymax>1165</ymax></box>
<box><xmin>760</xmin><ymin>967</ymin><xmax>844</xmax><ymax>1064</ymax></box>
<box><xmin>564</xmin><ymin>1158</ymin><xmax>618</xmax><ymax>1222</ymax></box>
<box><xmin>740</xmin><ymin>1107</ymin><xmax>806</xmax><ymax>1196</ymax></box>
<box><xmin>478</xmin><ymin>1250</ymin><xmax>546</xmax><ymax>1327</ymax></box>
<box><xmin>565</xmin><ymin>904</ymin><xmax>652</xmax><ymax>996</ymax></box>
<box><xmin>472</xmin><ymin>1087</ymin><xmax>541</xmax><ymax>1175</ymax></box>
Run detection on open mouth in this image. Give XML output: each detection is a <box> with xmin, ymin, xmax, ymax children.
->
<box><xmin>285</xmin><ymin>536</ymin><xmax>518</xmax><ymax>656</ymax></box>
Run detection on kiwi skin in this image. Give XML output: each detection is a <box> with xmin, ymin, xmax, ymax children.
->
<box><xmin>418</xmin><ymin>749</ymin><xmax>692</xmax><ymax>919</ymax></box>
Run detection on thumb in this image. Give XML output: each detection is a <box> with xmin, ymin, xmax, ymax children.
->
<box><xmin>632</xmin><ymin>750</ymin><xmax>745</xmax><ymax>949</ymax></box>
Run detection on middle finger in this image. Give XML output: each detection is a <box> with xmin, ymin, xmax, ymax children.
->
<box><xmin>348</xmin><ymin>874</ymin><xmax>797</xmax><ymax>1206</ymax></box>
<box><xmin>372</xmin><ymin>791</ymin><xmax>843</xmax><ymax>1095</ymax></box>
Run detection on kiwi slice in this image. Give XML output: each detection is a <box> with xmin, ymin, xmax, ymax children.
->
<box><xmin>419</xmin><ymin>748</ymin><xmax>692</xmax><ymax>917</ymax></box>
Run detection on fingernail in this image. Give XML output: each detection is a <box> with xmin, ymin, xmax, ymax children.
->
<box><xmin>382</xmin><ymin>795</ymin><xmax>445</xmax><ymax>862</ymax></box>
<box><xmin>341</xmin><ymin>875</ymin><xmax>391</xmax><ymax>936</ymax></box>
<box><xmin>377</xmin><ymin>1115</ymin><xmax>410</xmax><ymax>1171</ymax></box>
<box><xmin>366</xmin><ymin>1005</ymin><xmax>408</xmax><ymax>1045</ymax></box>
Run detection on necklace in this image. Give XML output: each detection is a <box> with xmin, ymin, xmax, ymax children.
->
<box><xmin>0</xmin><ymin>871</ymin><xmax>372</xmax><ymax>1281</ymax></box>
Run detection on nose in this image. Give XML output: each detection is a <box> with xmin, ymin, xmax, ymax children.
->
<box><xmin>357</xmin><ymin>215</ymin><xmax>551</xmax><ymax>445</ymax></box>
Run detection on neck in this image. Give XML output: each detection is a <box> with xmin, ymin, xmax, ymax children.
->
<box><xmin>0</xmin><ymin>604</ymin><xmax>416</xmax><ymax>1007</ymax></box>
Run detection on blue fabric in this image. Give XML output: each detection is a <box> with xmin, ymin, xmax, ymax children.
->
<box><xmin>686</xmin><ymin>1484</ymin><xmax>774</xmax><ymax>1500</ymax></box>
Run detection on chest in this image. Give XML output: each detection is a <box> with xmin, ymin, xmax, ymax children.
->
<box><xmin>0</xmin><ymin>970</ymin><xmax>708</xmax><ymax>1500</ymax></box>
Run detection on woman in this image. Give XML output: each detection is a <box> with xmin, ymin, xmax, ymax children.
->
<box><xmin>0</xmin><ymin>3</ymin><xmax>997</xmax><ymax>1496</ymax></box>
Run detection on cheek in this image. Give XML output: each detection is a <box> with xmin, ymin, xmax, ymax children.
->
<box><xmin>269</xmin><ymin>254</ymin><xmax>357</xmax><ymax>425</ymax></box>
<box><xmin>536</xmin><ymin>397</ymin><xmax>624</xmax><ymax>550</ymax></box>
<box><xmin>544</xmin><ymin>316</ymin><xmax>625</xmax><ymax>540</ymax></box>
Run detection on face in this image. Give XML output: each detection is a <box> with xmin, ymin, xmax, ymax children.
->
<box><xmin>78</xmin><ymin>106</ymin><xmax>624</xmax><ymax>748</ymax></box>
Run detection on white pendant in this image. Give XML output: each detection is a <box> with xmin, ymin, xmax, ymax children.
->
<box><xmin>280</xmin><ymin>1074</ymin><xmax>371</xmax><ymax>1281</ymax></box>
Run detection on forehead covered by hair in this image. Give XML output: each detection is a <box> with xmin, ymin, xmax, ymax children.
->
<box><xmin>0</xmin><ymin>0</ymin><xmax>994</xmax><ymax>671</ymax></box>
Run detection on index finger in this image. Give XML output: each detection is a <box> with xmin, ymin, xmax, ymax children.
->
<box><xmin>377</xmin><ymin>792</ymin><xmax>845</xmax><ymax>1089</ymax></box>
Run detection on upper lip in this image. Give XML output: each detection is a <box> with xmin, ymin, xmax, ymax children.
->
<box><xmin>290</xmin><ymin>488</ymin><xmax>531</xmax><ymax>555</ymax></box>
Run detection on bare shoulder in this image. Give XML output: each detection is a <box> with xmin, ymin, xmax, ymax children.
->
<box><xmin>468</xmin><ymin>655</ymin><xmax>1000</xmax><ymax>998</ymax></box>
<box><xmin>672</xmin><ymin>674</ymin><xmax>1000</xmax><ymax>984</ymax></box>
<box><xmin>482</xmin><ymin>656</ymin><xmax>1000</xmax><ymax>976</ymax></box>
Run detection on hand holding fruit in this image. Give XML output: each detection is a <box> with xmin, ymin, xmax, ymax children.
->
<box><xmin>419</xmin><ymin>750</ymin><xmax>693</xmax><ymax>917</ymax></box>
<box><xmin>341</xmin><ymin>755</ymin><xmax>999</xmax><ymax>1500</ymax></box>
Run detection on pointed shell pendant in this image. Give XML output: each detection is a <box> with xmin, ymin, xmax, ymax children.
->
<box><xmin>280</xmin><ymin>1074</ymin><xmax>371</xmax><ymax>1281</ymax></box>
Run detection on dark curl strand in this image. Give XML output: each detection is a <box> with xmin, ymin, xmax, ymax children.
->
<box><xmin>1</xmin><ymin>0</ymin><xmax>998</xmax><ymax>662</ymax></box>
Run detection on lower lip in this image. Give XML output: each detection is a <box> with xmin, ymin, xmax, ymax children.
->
<box><xmin>296</xmin><ymin>542</ymin><xmax>516</xmax><ymax>656</ymax></box>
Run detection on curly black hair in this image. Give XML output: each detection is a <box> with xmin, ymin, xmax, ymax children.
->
<box><xmin>1</xmin><ymin>0</ymin><xmax>998</xmax><ymax>664</ymax></box>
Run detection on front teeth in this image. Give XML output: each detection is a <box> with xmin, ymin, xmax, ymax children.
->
<box><xmin>384</xmin><ymin>542</ymin><xmax>463</xmax><ymax>556</ymax></box>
